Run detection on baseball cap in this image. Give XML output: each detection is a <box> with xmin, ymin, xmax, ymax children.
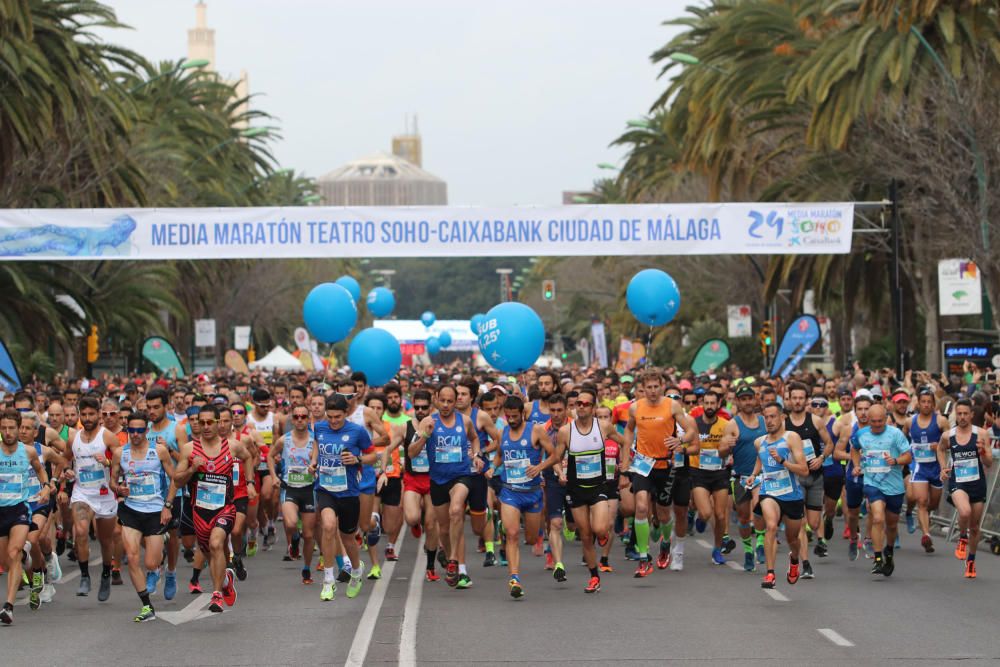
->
<box><xmin>838</xmin><ymin>383</ymin><xmax>852</xmax><ymax>396</ymax></box>
<box><xmin>252</xmin><ymin>388</ymin><xmax>271</xmax><ymax>402</ymax></box>
<box><xmin>854</xmin><ymin>388</ymin><xmax>874</xmax><ymax>401</ymax></box>
<box><xmin>869</xmin><ymin>385</ymin><xmax>884</xmax><ymax>398</ymax></box>
<box><xmin>620</xmin><ymin>374</ymin><xmax>634</xmax><ymax>383</ymax></box>
<box><xmin>735</xmin><ymin>385</ymin><xmax>755</xmax><ymax>398</ymax></box>
<box><xmin>891</xmin><ymin>391</ymin><xmax>909</xmax><ymax>403</ymax></box>
<box><xmin>678</xmin><ymin>379</ymin><xmax>693</xmax><ymax>391</ymax></box>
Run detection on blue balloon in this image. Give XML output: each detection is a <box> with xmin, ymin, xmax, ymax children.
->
<box><xmin>420</xmin><ymin>311</ymin><xmax>436</xmax><ymax>328</ymax></box>
<box><xmin>470</xmin><ymin>313</ymin><xmax>486</xmax><ymax>335</ymax></box>
<box><xmin>335</xmin><ymin>275</ymin><xmax>362</xmax><ymax>304</ymax></box>
<box><xmin>426</xmin><ymin>336</ymin><xmax>441</xmax><ymax>356</ymax></box>
<box><xmin>626</xmin><ymin>269</ymin><xmax>681</xmax><ymax>326</ymax></box>
<box><xmin>438</xmin><ymin>331</ymin><xmax>452</xmax><ymax>348</ymax></box>
<box><xmin>303</xmin><ymin>282</ymin><xmax>357</xmax><ymax>343</ymax></box>
<box><xmin>477</xmin><ymin>302</ymin><xmax>544</xmax><ymax>373</ymax></box>
<box><xmin>348</xmin><ymin>328</ymin><xmax>401</xmax><ymax>386</ymax></box>
<box><xmin>365</xmin><ymin>287</ymin><xmax>395</xmax><ymax>318</ymax></box>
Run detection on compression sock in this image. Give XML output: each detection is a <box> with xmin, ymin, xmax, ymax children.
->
<box><xmin>425</xmin><ymin>549</ymin><xmax>436</xmax><ymax>571</ymax></box>
<box><xmin>485</xmin><ymin>541</ymin><xmax>495</xmax><ymax>554</ymax></box>
<box><xmin>138</xmin><ymin>590</ymin><xmax>151</xmax><ymax>607</ymax></box>
<box><xmin>755</xmin><ymin>529</ymin><xmax>766</xmax><ymax>548</ymax></box>
<box><xmin>79</xmin><ymin>561</ymin><xmax>89</xmax><ymax>579</ymax></box>
<box><xmin>191</xmin><ymin>568</ymin><xmax>201</xmax><ymax>584</ymax></box>
<box><xmin>634</xmin><ymin>518</ymin><xmax>650</xmax><ymax>559</ymax></box>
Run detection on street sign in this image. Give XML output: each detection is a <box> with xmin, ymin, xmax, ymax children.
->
<box><xmin>194</xmin><ymin>319</ymin><xmax>216</xmax><ymax>347</ymax></box>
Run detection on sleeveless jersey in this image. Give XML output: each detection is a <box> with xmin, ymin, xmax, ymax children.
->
<box><xmin>733</xmin><ymin>414</ymin><xmax>765</xmax><ymax>476</ymax></box>
<box><xmin>567</xmin><ymin>418</ymin><xmax>606</xmax><ymax>488</ymax></box>
<box><xmin>470</xmin><ymin>408</ymin><xmax>489</xmax><ymax>477</ymax></box>
<box><xmin>0</xmin><ymin>443</ymin><xmax>31</xmax><ymax>506</ymax></box>
<box><xmin>910</xmin><ymin>413</ymin><xmax>943</xmax><ymax>469</ymax></box>
<box><xmin>948</xmin><ymin>427</ymin><xmax>986</xmax><ymax>491</ymax></box>
<box><xmin>349</xmin><ymin>405</ymin><xmax>377</xmax><ymax>489</ymax></box>
<box><xmin>426</xmin><ymin>413</ymin><xmax>470</xmax><ymax>485</ymax></box>
<box><xmin>73</xmin><ymin>427</ymin><xmax>111</xmax><ymax>497</ymax></box>
<box><xmin>500</xmin><ymin>425</ymin><xmax>542</xmax><ymax>492</ymax></box>
<box><xmin>381</xmin><ymin>414</ymin><xmax>408</xmax><ymax>478</ymax></box>
<box><xmin>248</xmin><ymin>410</ymin><xmax>274</xmax><ymax>472</ymax></box>
<box><xmin>542</xmin><ymin>418</ymin><xmax>564</xmax><ymax>481</ymax></box>
<box><xmin>756</xmin><ymin>436</ymin><xmax>803</xmax><ymax>501</ymax></box>
<box><xmin>604</xmin><ymin>437</ymin><xmax>620</xmax><ymax>483</ymax></box>
<box><xmin>822</xmin><ymin>415</ymin><xmax>843</xmax><ymax>477</ymax></box>
<box><xmin>281</xmin><ymin>431</ymin><xmax>316</xmax><ymax>489</ymax></box>
<box><xmin>527</xmin><ymin>400</ymin><xmax>549</xmax><ymax>427</ymax></box>
<box><xmin>190</xmin><ymin>438</ymin><xmax>236</xmax><ymax>513</ymax></box>
<box><xmin>121</xmin><ymin>443</ymin><xmax>164</xmax><ymax>513</ymax></box>
<box><xmin>785</xmin><ymin>413</ymin><xmax>822</xmax><ymax>472</ymax></box>
<box><xmin>634</xmin><ymin>398</ymin><xmax>676</xmax><ymax>470</ymax></box>
<box><xmin>692</xmin><ymin>415</ymin><xmax>729</xmax><ymax>470</ymax></box>
<box><xmin>25</xmin><ymin>442</ymin><xmax>46</xmax><ymax>509</ymax></box>
<box><xmin>149</xmin><ymin>419</ymin><xmax>183</xmax><ymax>499</ymax></box>
<box><xmin>402</xmin><ymin>420</ymin><xmax>429</xmax><ymax>475</ymax></box>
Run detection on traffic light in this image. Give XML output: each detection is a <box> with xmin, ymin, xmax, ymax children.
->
<box><xmin>542</xmin><ymin>279</ymin><xmax>556</xmax><ymax>301</ymax></box>
<box><xmin>759</xmin><ymin>321</ymin><xmax>772</xmax><ymax>358</ymax></box>
<box><xmin>86</xmin><ymin>325</ymin><xmax>99</xmax><ymax>363</ymax></box>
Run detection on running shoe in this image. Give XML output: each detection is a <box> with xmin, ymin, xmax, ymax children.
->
<box><xmin>410</xmin><ymin>524</ymin><xmax>422</xmax><ymax>539</ymax></box>
<box><xmin>870</xmin><ymin>559</ymin><xmax>885</xmax><ymax>576</ymax></box>
<box><xmin>347</xmin><ymin>569</ymin><xmax>364</xmax><ymax>598</ymax></box>
<box><xmin>755</xmin><ymin>544</ymin><xmax>766</xmax><ymax>565</ymax></box>
<box><xmin>208</xmin><ymin>591</ymin><xmax>224</xmax><ymax>613</ymax></box>
<box><xmin>222</xmin><ymin>569</ymin><xmax>237</xmax><ymax>606</ymax></box>
<box><xmin>436</xmin><ymin>548</ymin><xmax>448</xmax><ymax>570</ymax></box>
<box><xmin>48</xmin><ymin>552</ymin><xmax>62</xmax><ymax>583</ymax></box>
<box><xmin>367</xmin><ymin>564</ymin><xmax>382</xmax><ymax>580</ymax></box>
<box><xmin>563</xmin><ymin>523</ymin><xmax>576</xmax><ymax>542</ymax></box>
<box><xmin>0</xmin><ymin>606</ymin><xmax>11</xmax><ymax>624</ymax></box>
<box><xmin>801</xmin><ymin>560</ymin><xmax>814</xmax><ymax>579</ymax></box>
<box><xmin>695</xmin><ymin>517</ymin><xmax>707</xmax><ymax>534</ymax></box>
<box><xmin>744</xmin><ymin>552</ymin><xmax>755</xmax><ymax>572</ymax></box>
<box><xmin>40</xmin><ymin>581</ymin><xmax>55</xmax><ymax>603</ymax></box>
<box><xmin>233</xmin><ymin>554</ymin><xmax>247</xmax><ymax>582</ymax></box>
<box><xmin>597</xmin><ymin>532</ymin><xmax>609</xmax><ymax>548</ymax></box>
<box><xmin>814</xmin><ymin>540</ymin><xmax>829</xmax><ymax>558</ymax></box>
<box><xmin>134</xmin><ymin>605</ymin><xmax>156</xmax><ymax>623</ymax></box>
<box><xmin>455</xmin><ymin>574</ymin><xmax>473</xmax><ymax>589</ymax></box>
<box><xmin>633</xmin><ymin>558</ymin><xmax>653</xmax><ymax>578</ymax></box>
<box><xmin>823</xmin><ymin>516</ymin><xmax>834</xmax><ymax>541</ymax></box>
<box><xmin>98</xmin><ymin>573</ymin><xmax>111</xmax><ymax>602</ymax></box>
<box><xmin>67</xmin><ymin>541</ymin><xmax>77</xmax><ymax>562</ymax></box>
<box><xmin>445</xmin><ymin>560</ymin><xmax>459</xmax><ymax>587</ymax></box>
<box><xmin>338</xmin><ymin>566</ymin><xmax>352</xmax><ymax>583</ymax></box>
<box><xmin>921</xmin><ymin>534</ymin><xmax>935</xmax><ymax>553</ymax></box>
<box><xmin>164</xmin><ymin>571</ymin><xmax>177</xmax><ymax>600</ymax></box>
<box><xmin>965</xmin><ymin>560</ymin><xmax>977</xmax><ymax>578</ymax></box>
<box><xmin>761</xmin><ymin>572</ymin><xmax>776</xmax><ymax>589</ymax></box>
<box><xmin>266</xmin><ymin>525</ymin><xmax>276</xmax><ymax>546</ymax></box>
<box><xmin>498</xmin><ymin>548</ymin><xmax>508</xmax><ymax>567</ymax></box>
<box><xmin>711</xmin><ymin>548</ymin><xmax>726</xmax><ymax>566</ymax></box>
<box><xmin>624</xmin><ymin>545</ymin><xmax>641</xmax><ymax>561</ymax></box>
<box><xmin>881</xmin><ymin>555</ymin><xmax>895</xmax><ymax>577</ymax></box>
<box><xmin>302</xmin><ymin>567</ymin><xmax>313</xmax><ymax>585</ymax></box>
<box><xmin>906</xmin><ymin>513</ymin><xmax>916</xmax><ymax>534</ymax></box>
<box><xmin>477</xmin><ymin>537</ymin><xmax>486</xmax><ymax>553</ymax></box>
<box><xmin>848</xmin><ymin>540</ymin><xmax>859</xmax><ymax>561</ymax></box>
<box><xmin>508</xmin><ymin>575</ymin><xmax>523</xmax><ymax>599</ymax></box>
<box><xmin>189</xmin><ymin>581</ymin><xmax>203</xmax><ymax>594</ymax></box>
<box><xmin>146</xmin><ymin>570</ymin><xmax>160</xmax><ymax>597</ymax></box>
<box><xmin>246</xmin><ymin>541</ymin><xmax>258</xmax><ymax>558</ymax></box>
<box><xmin>533</xmin><ymin>537</ymin><xmax>544</xmax><ymax>557</ymax></box>
<box><xmin>283</xmin><ymin>545</ymin><xmax>294</xmax><ymax>562</ymax></box>
<box><xmin>862</xmin><ymin>538</ymin><xmax>875</xmax><ymax>559</ymax></box>
<box><xmin>320</xmin><ymin>581</ymin><xmax>336</xmax><ymax>601</ymax></box>
<box><xmin>599</xmin><ymin>559</ymin><xmax>614</xmax><ymax>573</ymax></box>
<box><xmin>317</xmin><ymin>557</ymin><xmax>325</xmax><ymax>571</ymax></box>
<box><xmin>656</xmin><ymin>541</ymin><xmax>670</xmax><ymax>570</ymax></box>
<box><xmin>111</xmin><ymin>568</ymin><xmax>124</xmax><ymax>586</ymax></box>
<box><xmin>290</xmin><ymin>534</ymin><xmax>301</xmax><ymax>560</ymax></box>
<box><xmin>786</xmin><ymin>562</ymin><xmax>800</xmax><ymax>584</ymax></box>
<box><xmin>584</xmin><ymin>576</ymin><xmax>601</xmax><ymax>594</ymax></box>
<box><xmin>721</xmin><ymin>535</ymin><xmax>737</xmax><ymax>555</ymax></box>
<box><xmin>483</xmin><ymin>551</ymin><xmax>496</xmax><ymax>567</ymax></box>
<box><xmin>56</xmin><ymin>529</ymin><xmax>67</xmax><ymax>556</ymax></box>
<box><xmin>955</xmin><ymin>537</ymin><xmax>969</xmax><ymax>560</ymax></box>
<box><xmin>842</xmin><ymin>525</ymin><xmax>850</xmax><ymax>539</ymax></box>
<box><xmin>29</xmin><ymin>572</ymin><xmax>42</xmax><ymax>610</ymax></box>
<box><xmin>670</xmin><ymin>545</ymin><xmax>684</xmax><ymax>571</ymax></box>
<box><xmin>425</xmin><ymin>569</ymin><xmax>440</xmax><ymax>582</ymax></box>
<box><xmin>553</xmin><ymin>563</ymin><xmax>567</xmax><ymax>582</ymax></box>
<box><xmin>385</xmin><ymin>546</ymin><xmax>398</xmax><ymax>562</ymax></box>
<box><xmin>544</xmin><ymin>552</ymin><xmax>555</xmax><ymax>570</ymax></box>
<box><xmin>894</xmin><ymin>534</ymin><xmax>901</xmax><ymax>549</ymax></box>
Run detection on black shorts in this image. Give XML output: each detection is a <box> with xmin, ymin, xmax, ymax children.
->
<box><xmin>632</xmin><ymin>467</ymin><xmax>679</xmax><ymax>507</ymax></box>
<box><xmin>171</xmin><ymin>495</ymin><xmax>195</xmax><ymax>536</ymax></box>
<box><xmin>233</xmin><ymin>496</ymin><xmax>249</xmax><ymax>516</ymax></box>
<box><xmin>693</xmin><ymin>468</ymin><xmax>730</xmax><ymax>493</ymax></box>
<box><xmin>465</xmin><ymin>474</ymin><xmax>488</xmax><ymax>514</ymax></box>
<box><xmin>730</xmin><ymin>475</ymin><xmax>753</xmax><ymax>505</ymax></box>
<box><xmin>316</xmin><ymin>492</ymin><xmax>360</xmax><ymax>533</ymax></box>
<box><xmin>948</xmin><ymin>481</ymin><xmax>987</xmax><ymax>506</ymax></box>
<box><xmin>754</xmin><ymin>495</ymin><xmax>805</xmax><ymax>521</ymax></box>
<box><xmin>281</xmin><ymin>485</ymin><xmax>316</xmax><ymax>513</ymax></box>
<box><xmin>430</xmin><ymin>476</ymin><xmax>472</xmax><ymax>508</ymax></box>
<box><xmin>566</xmin><ymin>484</ymin><xmax>608</xmax><ymax>510</ymax></box>
<box><xmin>29</xmin><ymin>504</ymin><xmax>51</xmax><ymax>521</ymax></box>
<box><xmin>377</xmin><ymin>477</ymin><xmax>402</xmax><ymax>507</ymax></box>
<box><xmin>823</xmin><ymin>475</ymin><xmax>845</xmax><ymax>503</ymax></box>
<box><xmin>118</xmin><ymin>502</ymin><xmax>166</xmax><ymax>537</ymax></box>
<box><xmin>603</xmin><ymin>480</ymin><xmax>620</xmax><ymax>501</ymax></box>
<box><xmin>0</xmin><ymin>503</ymin><xmax>31</xmax><ymax>538</ymax></box>
<box><xmin>488</xmin><ymin>474</ymin><xmax>503</xmax><ymax>496</ymax></box>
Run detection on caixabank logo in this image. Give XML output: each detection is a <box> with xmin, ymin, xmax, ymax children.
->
<box><xmin>745</xmin><ymin>207</ymin><xmax>846</xmax><ymax>249</ymax></box>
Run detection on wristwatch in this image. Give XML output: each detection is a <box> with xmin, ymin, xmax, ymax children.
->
<box><xmin>164</xmin><ymin>501</ymin><xmax>174</xmax><ymax>509</ymax></box>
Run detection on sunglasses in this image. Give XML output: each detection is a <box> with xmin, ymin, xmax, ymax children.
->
<box><xmin>292</xmin><ymin>415</ymin><xmax>310</xmax><ymax>420</ymax></box>
<box><xmin>683</xmin><ymin>400</ymin><xmax>698</xmax><ymax>406</ymax></box>
<box><xmin>15</xmin><ymin>407</ymin><xmax>30</xmax><ymax>413</ymax></box>
<box><xmin>413</xmin><ymin>404</ymin><xmax>431</xmax><ymax>411</ymax></box>
<box><xmin>197</xmin><ymin>419</ymin><xmax>217</xmax><ymax>426</ymax></box>
<box><xmin>576</xmin><ymin>400</ymin><xmax>594</xmax><ymax>408</ymax></box>
<box><xmin>231</xmin><ymin>409</ymin><xmax>246</xmax><ymax>415</ymax></box>
<box><xmin>810</xmin><ymin>402</ymin><xmax>827</xmax><ymax>408</ymax></box>
<box><xmin>127</xmin><ymin>427</ymin><xmax>147</xmax><ymax>434</ymax></box>
<box><xmin>336</xmin><ymin>392</ymin><xmax>356</xmax><ymax>399</ymax></box>
<box><xmin>101</xmin><ymin>411</ymin><xmax>118</xmax><ymax>417</ymax></box>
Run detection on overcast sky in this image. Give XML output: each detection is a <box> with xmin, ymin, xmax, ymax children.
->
<box><xmin>99</xmin><ymin>1</ymin><xmax>684</xmax><ymax>206</ymax></box>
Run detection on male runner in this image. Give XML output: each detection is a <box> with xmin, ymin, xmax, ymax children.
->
<box><xmin>723</xmin><ymin>384</ymin><xmax>765</xmax><ymax>571</ymax></box>
<box><xmin>907</xmin><ymin>388</ymin><xmax>947</xmax><ymax>553</ymax></box>
<box><xmin>834</xmin><ymin>392</ymin><xmax>870</xmax><ymax>560</ymax></box>
<box><xmin>688</xmin><ymin>391</ymin><xmax>733</xmax><ymax>565</ymax></box>
<box><xmin>745</xmin><ymin>402</ymin><xmax>808</xmax><ymax>589</ymax></box>
<box><xmin>541</xmin><ymin>393</ymin><xmax>571</xmax><ymax>579</ymax></box>
<box><xmin>144</xmin><ymin>387</ymin><xmax>183</xmax><ymax>598</ymax></box>
<box><xmin>380</xmin><ymin>384</ymin><xmax>410</xmax><ymax>562</ymax></box>
<box><xmin>456</xmin><ymin>378</ymin><xmax>500</xmax><ymax>567</ymax></box>
<box><xmin>268</xmin><ymin>404</ymin><xmax>317</xmax><ymax>584</ymax></box>
<box><xmin>247</xmin><ymin>388</ymin><xmax>280</xmax><ymax>549</ymax></box>
<box><xmin>937</xmin><ymin>399</ymin><xmax>993</xmax><ymax>578</ymax></box>
<box><xmin>17</xmin><ymin>412</ymin><xmax>61</xmax><ymax>611</ymax></box>
<box><xmin>110</xmin><ymin>411</ymin><xmax>176</xmax><ymax>622</ymax></box>
<box><xmin>399</xmin><ymin>391</ymin><xmax>441</xmax><ymax>581</ymax></box>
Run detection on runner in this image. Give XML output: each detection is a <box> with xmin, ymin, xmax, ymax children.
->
<box><xmin>811</xmin><ymin>396</ymin><xmax>840</xmax><ymax>558</ymax></box>
<box><xmin>621</xmin><ymin>368</ymin><xmax>698</xmax><ymax>576</ymax></box>
<box><xmin>173</xmin><ymin>405</ymin><xmax>255</xmax><ymax>613</ymax></box>
<box><xmin>596</xmin><ymin>405</ymin><xmax>622</xmax><ymax>572</ymax></box>
<box><xmin>18</xmin><ymin>411</ymin><xmax>63</xmax><ymax>611</ymax></box>
<box><xmin>688</xmin><ymin>390</ymin><xmax>733</xmax><ymax>566</ymax></box>
<box><xmin>723</xmin><ymin>384</ymin><xmax>765</xmax><ymax>572</ymax></box>
<box><xmin>379</xmin><ymin>383</ymin><xmax>409</xmax><ymax>564</ymax></box>
<box><xmin>0</xmin><ymin>409</ymin><xmax>50</xmax><ymax>624</ymax></box>
<box><xmin>220</xmin><ymin>404</ymin><xmax>255</xmax><ymax>582</ymax></box>
<box><xmin>247</xmin><ymin>388</ymin><xmax>280</xmax><ymax>551</ymax></box>
<box><xmin>937</xmin><ymin>399</ymin><xmax>993</xmax><ymax>578</ymax></box>
<box><xmin>456</xmin><ymin>378</ymin><xmax>500</xmax><ymax>569</ymax></box>
<box><xmin>907</xmin><ymin>387</ymin><xmax>947</xmax><ymax>553</ymax></box>
<box><xmin>745</xmin><ymin>402</ymin><xmax>808</xmax><ymax>589</ymax></box>
<box><xmin>849</xmin><ymin>403</ymin><xmax>911</xmax><ymax>577</ymax></box>
<box><xmin>541</xmin><ymin>393</ymin><xmax>571</xmax><ymax>580</ymax></box>
<box><xmin>834</xmin><ymin>391</ymin><xmax>871</xmax><ymax>560</ymax></box>
<box><xmin>110</xmin><ymin>411</ymin><xmax>177</xmax><ymax>622</ymax></box>
<box><xmin>268</xmin><ymin>404</ymin><xmax>317</xmax><ymax>584</ymax></box>
<box><xmin>399</xmin><ymin>390</ymin><xmax>441</xmax><ymax>582</ymax></box>
<box><xmin>408</xmin><ymin>384</ymin><xmax>483</xmax><ymax>588</ymax></box>
<box><xmin>490</xmin><ymin>394</ymin><xmax>556</xmax><ymax>599</ymax></box>
<box><xmin>313</xmin><ymin>394</ymin><xmax>374</xmax><ymax>601</ymax></box>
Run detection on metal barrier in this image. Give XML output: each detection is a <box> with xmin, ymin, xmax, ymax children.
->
<box><xmin>928</xmin><ymin>458</ymin><xmax>1000</xmax><ymax>544</ymax></box>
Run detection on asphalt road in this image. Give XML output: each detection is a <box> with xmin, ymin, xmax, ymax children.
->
<box><xmin>2</xmin><ymin>515</ymin><xmax>999</xmax><ymax>666</ymax></box>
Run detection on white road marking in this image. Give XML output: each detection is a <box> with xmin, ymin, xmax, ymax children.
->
<box><xmin>398</xmin><ymin>535</ymin><xmax>426</xmax><ymax>667</ymax></box>
<box><xmin>345</xmin><ymin>529</ymin><xmax>405</xmax><ymax>667</ymax></box>
<box><xmin>696</xmin><ymin>539</ymin><xmax>712</xmax><ymax>549</ymax></box>
<box><xmin>817</xmin><ymin>628</ymin><xmax>855</xmax><ymax>647</ymax></box>
<box><xmin>156</xmin><ymin>593</ymin><xmax>213</xmax><ymax>625</ymax></box>
<box><xmin>764</xmin><ymin>589</ymin><xmax>789</xmax><ymax>602</ymax></box>
<box><xmin>726</xmin><ymin>561</ymin><xmax>743</xmax><ymax>572</ymax></box>
<box><xmin>15</xmin><ymin>554</ymin><xmax>101</xmax><ymax>607</ymax></box>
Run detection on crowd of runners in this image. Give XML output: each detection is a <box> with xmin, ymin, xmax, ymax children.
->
<box><xmin>0</xmin><ymin>363</ymin><xmax>997</xmax><ymax>624</ymax></box>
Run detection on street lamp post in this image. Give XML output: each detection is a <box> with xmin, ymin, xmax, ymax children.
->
<box><xmin>496</xmin><ymin>268</ymin><xmax>513</xmax><ymax>302</ymax></box>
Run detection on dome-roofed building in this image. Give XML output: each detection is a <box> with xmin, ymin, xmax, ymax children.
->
<box><xmin>317</xmin><ymin>151</ymin><xmax>447</xmax><ymax>206</ymax></box>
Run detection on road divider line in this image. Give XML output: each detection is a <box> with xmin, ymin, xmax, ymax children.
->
<box><xmin>726</xmin><ymin>561</ymin><xmax>743</xmax><ymax>572</ymax></box>
<box><xmin>764</xmin><ymin>589</ymin><xmax>789</xmax><ymax>602</ymax></box>
<box><xmin>398</xmin><ymin>535</ymin><xmax>426</xmax><ymax>667</ymax></box>
<box><xmin>156</xmin><ymin>593</ymin><xmax>212</xmax><ymax>625</ymax></box>
<box><xmin>695</xmin><ymin>539</ymin><xmax>712</xmax><ymax>549</ymax></box>
<box><xmin>345</xmin><ymin>530</ymin><xmax>405</xmax><ymax>667</ymax></box>
<box><xmin>818</xmin><ymin>628</ymin><xmax>854</xmax><ymax>647</ymax></box>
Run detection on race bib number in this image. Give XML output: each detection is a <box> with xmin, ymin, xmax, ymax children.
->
<box><xmin>411</xmin><ymin>450</ymin><xmax>430</xmax><ymax>473</ymax></box>
<box><xmin>285</xmin><ymin>465</ymin><xmax>314</xmax><ymax>488</ymax></box>
<box><xmin>195</xmin><ymin>480</ymin><xmax>227</xmax><ymax>510</ymax></box>
<box><xmin>673</xmin><ymin>450</ymin><xmax>686</xmax><ymax>468</ymax></box>
<box><xmin>863</xmin><ymin>452</ymin><xmax>890</xmax><ymax>474</ymax></box>
<box><xmin>319</xmin><ymin>465</ymin><xmax>348</xmax><ymax>492</ymax></box>
<box><xmin>630</xmin><ymin>452</ymin><xmax>655</xmax><ymax>478</ymax></box>
<box><xmin>126</xmin><ymin>472</ymin><xmax>159</xmax><ymax>503</ymax></box>
<box><xmin>762</xmin><ymin>469</ymin><xmax>793</xmax><ymax>497</ymax></box>
<box><xmin>257</xmin><ymin>460</ymin><xmax>269</xmax><ymax>472</ymax></box>
<box><xmin>435</xmin><ymin>440</ymin><xmax>463</xmax><ymax>464</ymax></box>
<box><xmin>504</xmin><ymin>457</ymin><xmax>531</xmax><ymax>485</ymax></box>
<box><xmin>25</xmin><ymin>475</ymin><xmax>42</xmax><ymax>503</ymax></box>
<box><xmin>699</xmin><ymin>449</ymin><xmax>722</xmax><ymax>471</ymax></box>
<box><xmin>0</xmin><ymin>472</ymin><xmax>24</xmax><ymax>502</ymax></box>
<box><xmin>78</xmin><ymin>459</ymin><xmax>106</xmax><ymax>490</ymax></box>
<box><xmin>954</xmin><ymin>459</ymin><xmax>980</xmax><ymax>483</ymax></box>
<box><xmin>575</xmin><ymin>454</ymin><xmax>602</xmax><ymax>480</ymax></box>
<box><xmin>605</xmin><ymin>459</ymin><xmax>617</xmax><ymax>480</ymax></box>
<box><xmin>801</xmin><ymin>439</ymin><xmax>816</xmax><ymax>462</ymax></box>
<box><xmin>912</xmin><ymin>443</ymin><xmax>935</xmax><ymax>463</ymax></box>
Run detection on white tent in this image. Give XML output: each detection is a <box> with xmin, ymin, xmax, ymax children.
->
<box><xmin>249</xmin><ymin>345</ymin><xmax>304</xmax><ymax>371</ymax></box>
<box><xmin>373</xmin><ymin>319</ymin><xmax>478</xmax><ymax>351</ymax></box>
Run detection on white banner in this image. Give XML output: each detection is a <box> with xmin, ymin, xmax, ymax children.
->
<box><xmin>194</xmin><ymin>319</ymin><xmax>216</xmax><ymax>348</ymax></box>
<box><xmin>938</xmin><ymin>259</ymin><xmax>982</xmax><ymax>316</ymax></box>
<box><xmin>727</xmin><ymin>305</ymin><xmax>752</xmax><ymax>338</ymax></box>
<box><xmin>233</xmin><ymin>326</ymin><xmax>251</xmax><ymax>350</ymax></box>
<box><xmin>591</xmin><ymin>322</ymin><xmax>608</xmax><ymax>368</ymax></box>
<box><xmin>0</xmin><ymin>203</ymin><xmax>854</xmax><ymax>260</ymax></box>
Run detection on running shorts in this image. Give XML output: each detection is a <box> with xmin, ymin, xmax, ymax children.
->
<box><xmin>403</xmin><ymin>471</ymin><xmax>430</xmax><ymax>497</ymax></box>
<box><xmin>0</xmin><ymin>503</ymin><xmax>31</xmax><ymax>537</ymax></box>
<box><xmin>863</xmin><ymin>485</ymin><xmax>904</xmax><ymax>515</ymax></box>
<box><xmin>566</xmin><ymin>484</ymin><xmax>608</xmax><ymax>510</ymax></box>
<box><xmin>499</xmin><ymin>487</ymin><xmax>543</xmax><ymax>514</ymax></box>
<box><xmin>429</xmin><ymin>476</ymin><xmax>472</xmax><ymax>508</ymax></box>
<box><xmin>754</xmin><ymin>495</ymin><xmax>805</xmax><ymax>521</ymax></box>
<box><xmin>193</xmin><ymin>504</ymin><xmax>236</xmax><ymax>553</ymax></box>
<box><xmin>118</xmin><ymin>503</ymin><xmax>165</xmax><ymax>537</ymax></box>
<box><xmin>797</xmin><ymin>472</ymin><xmax>824</xmax><ymax>511</ymax></box>
<box><xmin>693</xmin><ymin>468</ymin><xmax>730</xmax><ymax>493</ymax></box>
<box><xmin>377</xmin><ymin>477</ymin><xmax>402</xmax><ymax>507</ymax></box>
<box><xmin>316</xmin><ymin>491</ymin><xmax>360</xmax><ymax>534</ymax></box>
